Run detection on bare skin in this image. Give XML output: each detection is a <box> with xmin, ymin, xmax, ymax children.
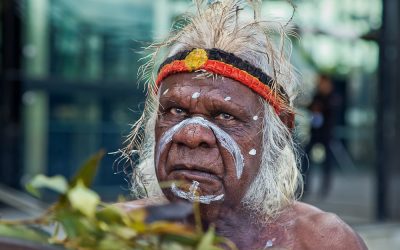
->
<box><xmin>122</xmin><ymin>73</ymin><xmax>367</xmax><ymax>249</ymax></box>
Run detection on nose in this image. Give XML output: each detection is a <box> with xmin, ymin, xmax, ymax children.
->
<box><xmin>172</xmin><ymin>123</ymin><xmax>217</xmax><ymax>149</ymax></box>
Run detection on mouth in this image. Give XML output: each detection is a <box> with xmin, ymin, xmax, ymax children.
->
<box><xmin>169</xmin><ymin>165</ymin><xmax>221</xmax><ymax>182</ymax></box>
<box><xmin>166</xmin><ymin>164</ymin><xmax>224</xmax><ymax>197</ymax></box>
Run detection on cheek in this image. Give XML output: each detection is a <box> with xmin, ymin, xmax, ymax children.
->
<box><xmin>153</xmin><ymin>124</ymin><xmax>170</xmax><ymax>182</ymax></box>
<box><xmin>240</xmin><ymin>132</ymin><xmax>264</xmax><ymax>180</ymax></box>
<box><xmin>221</xmin><ymin>136</ymin><xmax>262</xmax><ymax>192</ymax></box>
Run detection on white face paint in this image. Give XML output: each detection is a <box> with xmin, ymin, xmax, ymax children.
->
<box><xmin>224</xmin><ymin>96</ymin><xmax>231</xmax><ymax>101</ymax></box>
<box><xmin>249</xmin><ymin>149</ymin><xmax>257</xmax><ymax>156</ymax></box>
<box><xmin>253</xmin><ymin>115</ymin><xmax>258</xmax><ymax>121</ymax></box>
<box><xmin>192</xmin><ymin>92</ymin><xmax>201</xmax><ymax>99</ymax></box>
<box><xmin>171</xmin><ymin>181</ymin><xmax>224</xmax><ymax>204</ymax></box>
<box><xmin>156</xmin><ymin>116</ymin><xmax>245</xmax><ymax>179</ymax></box>
<box><xmin>265</xmin><ymin>239</ymin><xmax>274</xmax><ymax>248</ymax></box>
<box><xmin>163</xmin><ymin>88</ymin><xmax>169</xmax><ymax>95</ymax></box>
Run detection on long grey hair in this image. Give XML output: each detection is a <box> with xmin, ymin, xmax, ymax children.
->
<box><xmin>118</xmin><ymin>0</ymin><xmax>303</xmax><ymax>220</ymax></box>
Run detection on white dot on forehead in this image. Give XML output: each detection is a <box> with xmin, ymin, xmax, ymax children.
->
<box><xmin>162</xmin><ymin>88</ymin><xmax>169</xmax><ymax>95</ymax></box>
<box><xmin>253</xmin><ymin>115</ymin><xmax>258</xmax><ymax>121</ymax></box>
<box><xmin>224</xmin><ymin>96</ymin><xmax>231</xmax><ymax>101</ymax></box>
<box><xmin>192</xmin><ymin>92</ymin><xmax>201</xmax><ymax>99</ymax></box>
<box><xmin>249</xmin><ymin>149</ymin><xmax>257</xmax><ymax>156</ymax></box>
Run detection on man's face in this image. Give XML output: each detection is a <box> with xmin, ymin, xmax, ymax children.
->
<box><xmin>155</xmin><ymin>72</ymin><xmax>264</xmax><ymax>209</ymax></box>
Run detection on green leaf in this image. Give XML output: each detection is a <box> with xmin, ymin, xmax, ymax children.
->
<box><xmin>112</xmin><ymin>226</ymin><xmax>137</xmax><ymax>240</ymax></box>
<box><xmin>97</xmin><ymin>234</ymin><xmax>132</xmax><ymax>250</ymax></box>
<box><xmin>67</xmin><ymin>180</ymin><xmax>100</xmax><ymax>218</ymax></box>
<box><xmin>0</xmin><ymin>224</ymin><xmax>49</xmax><ymax>243</ymax></box>
<box><xmin>197</xmin><ymin>227</ymin><xmax>221</xmax><ymax>250</ymax></box>
<box><xmin>70</xmin><ymin>150</ymin><xmax>105</xmax><ymax>188</ymax></box>
<box><xmin>96</xmin><ymin>206</ymin><xmax>124</xmax><ymax>225</ymax></box>
<box><xmin>162</xmin><ymin>234</ymin><xmax>198</xmax><ymax>246</ymax></box>
<box><xmin>26</xmin><ymin>174</ymin><xmax>68</xmax><ymax>198</ymax></box>
<box><xmin>55</xmin><ymin>150</ymin><xmax>104</xmax><ymax>209</ymax></box>
<box><xmin>55</xmin><ymin>209</ymin><xmax>100</xmax><ymax>241</ymax></box>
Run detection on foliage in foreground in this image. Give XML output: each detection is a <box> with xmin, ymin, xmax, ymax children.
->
<box><xmin>0</xmin><ymin>151</ymin><xmax>236</xmax><ymax>250</ymax></box>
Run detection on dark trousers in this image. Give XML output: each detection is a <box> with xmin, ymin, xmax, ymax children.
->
<box><xmin>301</xmin><ymin>137</ymin><xmax>333</xmax><ymax>197</ymax></box>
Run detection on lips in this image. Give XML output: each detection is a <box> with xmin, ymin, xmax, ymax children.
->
<box><xmin>169</xmin><ymin>164</ymin><xmax>221</xmax><ymax>179</ymax></box>
<box><xmin>167</xmin><ymin>163</ymin><xmax>223</xmax><ymax>193</ymax></box>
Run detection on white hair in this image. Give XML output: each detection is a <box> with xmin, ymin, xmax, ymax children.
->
<box><xmin>242</xmin><ymin>100</ymin><xmax>302</xmax><ymax>220</ymax></box>
<box><xmin>118</xmin><ymin>0</ymin><xmax>303</xmax><ymax>219</ymax></box>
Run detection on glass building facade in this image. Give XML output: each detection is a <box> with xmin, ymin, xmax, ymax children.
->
<box><xmin>1</xmin><ymin>0</ymin><xmax>388</xmax><ymax>220</ymax></box>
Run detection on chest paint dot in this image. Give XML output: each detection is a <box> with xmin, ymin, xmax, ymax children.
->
<box><xmin>224</xmin><ymin>96</ymin><xmax>231</xmax><ymax>101</ymax></box>
<box><xmin>249</xmin><ymin>149</ymin><xmax>257</xmax><ymax>156</ymax></box>
<box><xmin>253</xmin><ymin>115</ymin><xmax>258</xmax><ymax>121</ymax></box>
<box><xmin>192</xmin><ymin>92</ymin><xmax>201</xmax><ymax>99</ymax></box>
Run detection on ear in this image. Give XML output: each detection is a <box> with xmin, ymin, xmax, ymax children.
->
<box><xmin>279</xmin><ymin>110</ymin><xmax>295</xmax><ymax>131</ymax></box>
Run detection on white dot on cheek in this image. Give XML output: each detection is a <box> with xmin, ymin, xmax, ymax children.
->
<box><xmin>163</xmin><ymin>88</ymin><xmax>169</xmax><ymax>95</ymax></box>
<box><xmin>249</xmin><ymin>149</ymin><xmax>257</xmax><ymax>156</ymax></box>
<box><xmin>253</xmin><ymin>116</ymin><xmax>258</xmax><ymax>121</ymax></box>
<box><xmin>192</xmin><ymin>92</ymin><xmax>200</xmax><ymax>99</ymax></box>
<box><xmin>224</xmin><ymin>96</ymin><xmax>231</xmax><ymax>101</ymax></box>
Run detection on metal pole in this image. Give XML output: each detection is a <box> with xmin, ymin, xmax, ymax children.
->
<box><xmin>377</xmin><ymin>0</ymin><xmax>400</xmax><ymax>221</ymax></box>
<box><xmin>0</xmin><ymin>0</ymin><xmax>22</xmax><ymax>188</ymax></box>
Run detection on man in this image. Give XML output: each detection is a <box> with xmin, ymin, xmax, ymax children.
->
<box><xmin>120</xmin><ymin>1</ymin><xmax>367</xmax><ymax>249</ymax></box>
<box><xmin>302</xmin><ymin>74</ymin><xmax>339</xmax><ymax>197</ymax></box>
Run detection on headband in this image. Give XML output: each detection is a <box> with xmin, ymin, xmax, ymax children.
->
<box><xmin>155</xmin><ymin>48</ymin><xmax>295</xmax><ymax>129</ymax></box>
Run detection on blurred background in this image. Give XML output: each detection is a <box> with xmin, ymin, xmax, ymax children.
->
<box><xmin>0</xmin><ymin>0</ymin><xmax>399</xmax><ymax>248</ymax></box>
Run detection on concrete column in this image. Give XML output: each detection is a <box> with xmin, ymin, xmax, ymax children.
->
<box><xmin>22</xmin><ymin>0</ymin><xmax>49</xmax><ymax>179</ymax></box>
<box><xmin>153</xmin><ymin>0</ymin><xmax>170</xmax><ymax>40</ymax></box>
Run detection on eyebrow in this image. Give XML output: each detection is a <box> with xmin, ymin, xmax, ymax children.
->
<box><xmin>208</xmin><ymin>97</ymin><xmax>251</xmax><ymax>118</ymax></box>
<box><xmin>159</xmin><ymin>87</ymin><xmax>252</xmax><ymax>119</ymax></box>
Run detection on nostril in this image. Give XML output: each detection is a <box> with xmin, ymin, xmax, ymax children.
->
<box><xmin>199</xmin><ymin>142</ymin><xmax>210</xmax><ymax>148</ymax></box>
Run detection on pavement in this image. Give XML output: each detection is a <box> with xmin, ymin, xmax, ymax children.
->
<box><xmin>303</xmin><ymin>170</ymin><xmax>399</xmax><ymax>249</ymax></box>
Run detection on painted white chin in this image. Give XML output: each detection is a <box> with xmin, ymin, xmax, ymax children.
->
<box><xmin>171</xmin><ymin>181</ymin><xmax>224</xmax><ymax>204</ymax></box>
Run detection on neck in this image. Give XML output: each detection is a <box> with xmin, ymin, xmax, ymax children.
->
<box><xmin>197</xmin><ymin>204</ymin><xmax>291</xmax><ymax>250</ymax></box>
<box><xmin>200</xmin><ymin>204</ymin><xmax>265</xmax><ymax>249</ymax></box>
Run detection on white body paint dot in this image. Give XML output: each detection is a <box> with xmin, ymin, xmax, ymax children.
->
<box><xmin>192</xmin><ymin>92</ymin><xmax>201</xmax><ymax>99</ymax></box>
<box><xmin>224</xmin><ymin>96</ymin><xmax>231</xmax><ymax>101</ymax></box>
<box><xmin>253</xmin><ymin>115</ymin><xmax>258</xmax><ymax>121</ymax></box>
<box><xmin>163</xmin><ymin>88</ymin><xmax>169</xmax><ymax>95</ymax></box>
<box><xmin>249</xmin><ymin>149</ymin><xmax>257</xmax><ymax>156</ymax></box>
<box><xmin>265</xmin><ymin>239</ymin><xmax>273</xmax><ymax>248</ymax></box>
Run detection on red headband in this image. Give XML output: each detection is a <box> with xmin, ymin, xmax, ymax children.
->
<box><xmin>155</xmin><ymin>48</ymin><xmax>295</xmax><ymax>129</ymax></box>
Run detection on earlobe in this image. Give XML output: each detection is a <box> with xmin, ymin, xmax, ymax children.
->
<box><xmin>279</xmin><ymin>110</ymin><xmax>295</xmax><ymax>131</ymax></box>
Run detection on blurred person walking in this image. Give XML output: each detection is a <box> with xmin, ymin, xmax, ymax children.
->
<box><xmin>302</xmin><ymin>74</ymin><xmax>339</xmax><ymax>198</ymax></box>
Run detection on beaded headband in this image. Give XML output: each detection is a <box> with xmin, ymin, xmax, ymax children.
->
<box><xmin>155</xmin><ymin>48</ymin><xmax>295</xmax><ymax>128</ymax></box>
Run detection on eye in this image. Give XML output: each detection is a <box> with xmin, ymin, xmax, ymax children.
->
<box><xmin>170</xmin><ymin>107</ymin><xmax>187</xmax><ymax>116</ymax></box>
<box><xmin>216</xmin><ymin>113</ymin><xmax>235</xmax><ymax>121</ymax></box>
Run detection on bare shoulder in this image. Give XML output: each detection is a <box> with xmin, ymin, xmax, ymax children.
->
<box><xmin>114</xmin><ymin>197</ymin><xmax>169</xmax><ymax>211</ymax></box>
<box><xmin>290</xmin><ymin>202</ymin><xmax>367</xmax><ymax>250</ymax></box>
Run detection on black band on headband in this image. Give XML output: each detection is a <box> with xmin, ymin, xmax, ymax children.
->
<box><xmin>158</xmin><ymin>48</ymin><xmax>290</xmax><ymax>103</ymax></box>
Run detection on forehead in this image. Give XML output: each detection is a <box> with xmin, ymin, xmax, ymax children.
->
<box><xmin>159</xmin><ymin>72</ymin><xmax>262</xmax><ymax>109</ymax></box>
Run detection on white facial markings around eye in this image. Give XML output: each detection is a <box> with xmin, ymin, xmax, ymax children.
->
<box><xmin>163</xmin><ymin>88</ymin><xmax>169</xmax><ymax>95</ymax></box>
<box><xmin>249</xmin><ymin>149</ymin><xmax>257</xmax><ymax>156</ymax></box>
<box><xmin>192</xmin><ymin>92</ymin><xmax>201</xmax><ymax>99</ymax></box>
